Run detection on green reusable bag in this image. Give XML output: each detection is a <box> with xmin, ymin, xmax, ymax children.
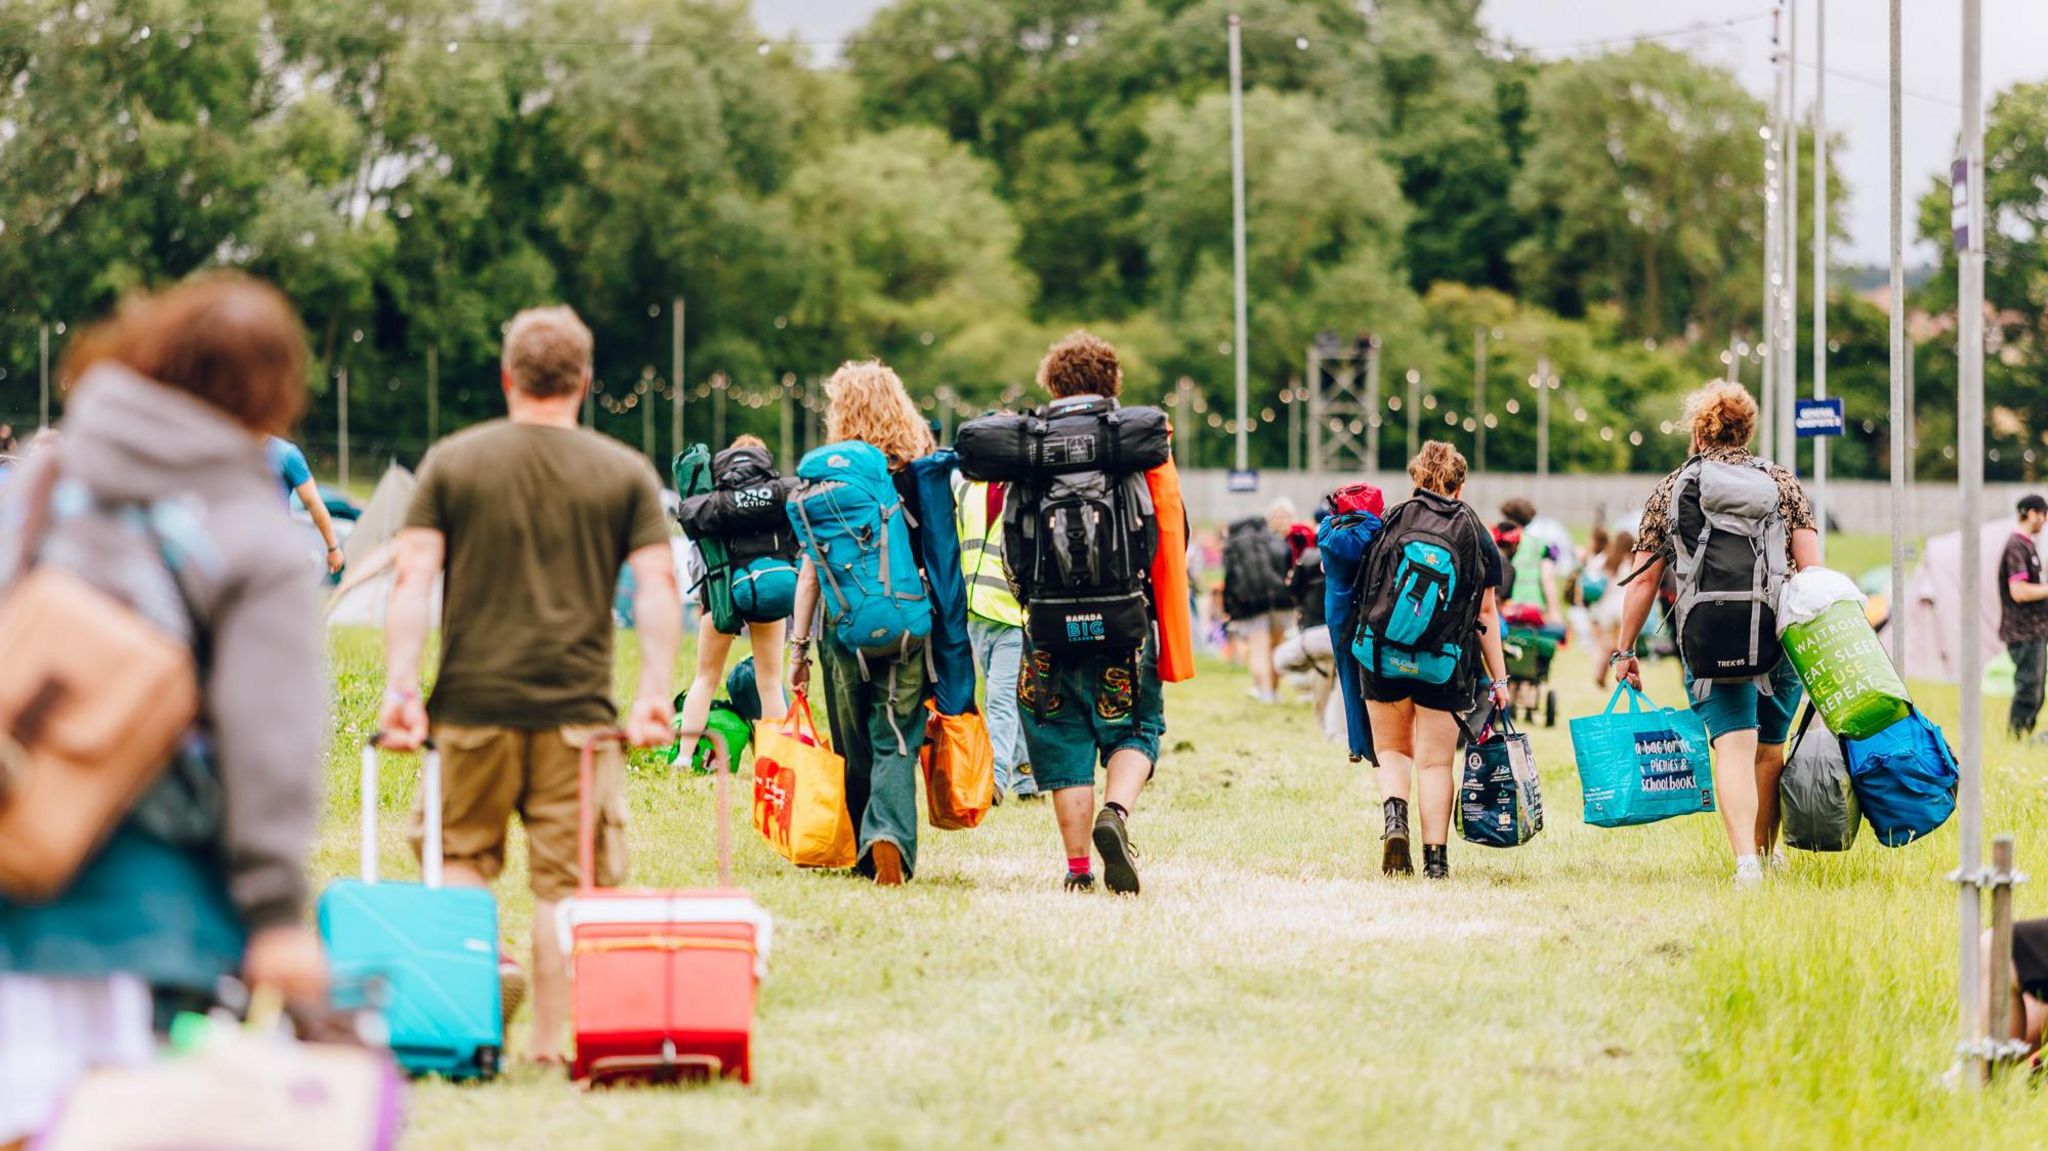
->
<box><xmin>1783</xmin><ymin>600</ymin><xmax>1910</xmax><ymax>741</ymax></box>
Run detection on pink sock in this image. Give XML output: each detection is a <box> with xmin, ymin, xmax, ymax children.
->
<box><xmin>1068</xmin><ymin>856</ymin><xmax>1091</xmax><ymax>876</ymax></box>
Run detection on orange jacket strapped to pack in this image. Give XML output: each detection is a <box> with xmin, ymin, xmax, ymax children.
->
<box><xmin>1146</xmin><ymin>458</ymin><xmax>1195</xmax><ymax>684</ymax></box>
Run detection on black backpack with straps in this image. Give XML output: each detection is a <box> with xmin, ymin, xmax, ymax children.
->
<box><xmin>1350</xmin><ymin>490</ymin><xmax>1490</xmax><ymax>688</ymax></box>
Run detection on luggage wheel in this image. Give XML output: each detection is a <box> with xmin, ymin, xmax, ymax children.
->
<box><xmin>584</xmin><ymin>1047</ymin><xmax>726</xmax><ymax>1087</ymax></box>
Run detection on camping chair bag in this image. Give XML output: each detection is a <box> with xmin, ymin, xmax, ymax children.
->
<box><xmin>1569</xmin><ymin>683</ymin><xmax>1717</xmax><ymax>828</ymax></box>
<box><xmin>1779</xmin><ymin>706</ymin><xmax>1859</xmax><ymax>852</ymax></box>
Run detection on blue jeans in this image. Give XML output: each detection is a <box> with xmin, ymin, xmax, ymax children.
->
<box><xmin>968</xmin><ymin>617</ymin><xmax>1034</xmax><ymax>795</ymax></box>
<box><xmin>819</xmin><ymin>641</ymin><xmax>929</xmax><ymax>878</ymax></box>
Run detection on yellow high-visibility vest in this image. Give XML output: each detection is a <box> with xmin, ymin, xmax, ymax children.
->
<box><xmin>953</xmin><ymin>475</ymin><xmax>1024</xmax><ymax>628</ymax></box>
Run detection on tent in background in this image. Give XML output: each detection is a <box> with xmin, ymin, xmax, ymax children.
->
<box><xmin>326</xmin><ymin>464</ymin><xmax>435</xmax><ymax>627</ymax></box>
<box><xmin>1898</xmin><ymin>518</ymin><xmax>2039</xmax><ymax>683</ymax></box>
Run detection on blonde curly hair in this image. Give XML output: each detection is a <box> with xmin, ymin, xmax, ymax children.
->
<box><xmin>1408</xmin><ymin>440</ymin><xmax>1468</xmax><ymax>496</ymax></box>
<box><xmin>824</xmin><ymin>359</ymin><xmax>933</xmax><ymax>470</ymax></box>
<box><xmin>1683</xmin><ymin>380</ymin><xmax>1758</xmax><ymax>451</ymax></box>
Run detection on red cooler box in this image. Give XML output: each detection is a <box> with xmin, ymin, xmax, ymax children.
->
<box><xmin>559</xmin><ymin>733</ymin><xmax>773</xmax><ymax>1085</ymax></box>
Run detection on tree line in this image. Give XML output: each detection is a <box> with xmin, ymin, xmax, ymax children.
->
<box><xmin>1</xmin><ymin>0</ymin><xmax>2039</xmax><ymax>480</ymax></box>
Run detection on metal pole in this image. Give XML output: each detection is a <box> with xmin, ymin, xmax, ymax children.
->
<box><xmin>672</xmin><ymin>296</ymin><xmax>685</xmax><ymax>458</ymax></box>
<box><xmin>1813</xmin><ymin>0</ymin><xmax>1829</xmax><ymax>559</ymax></box>
<box><xmin>1227</xmin><ymin>13</ymin><xmax>1251</xmax><ymax>474</ymax></box>
<box><xmin>780</xmin><ymin>383</ymin><xmax>795</xmax><ymax>472</ymax></box>
<box><xmin>338</xmin><ymin>368</ymin><xmax>351</xmax><ymax>490</ymax></box>
<box><xmin>1536</xmin><ymin>358</ymin><xmax>1552</xmax><ymax>481</ymax></box>
<box><xmin>1405</xmin><ymin>369</ymin><xmax>1420</xmax><ymax>462</ymax></box>
<box><xmin>1175</xmin><ymin>378</ymin><xmax>1193</xmax><ymax>469</ymax></box>
<box><xmin>1889</xmin><ymin>0</ymin><xmax>1908</xmax><ymax>671</ymax></box>
<box><xmin>1781</xmin><ymin>0</ymin><xmax>1800</xmax><ymax>469</ymax></box>
<box><xmin>1286</xmin><ymin>377</ymin><xmax>1301</xmax><ymax>473</ymax></box>
<box><xmin>714</xmin><ymin>377</ymin><xmax>727</xmax><ymax>447</ymax></box>
<box><xmin>1474</xmin><ymin>328</ymin><xmax>1488</xmax><ymax>472</ymax></box>
<box><xmin>1763</xmin><ymin>14</ymin><xmax>1782</xmax><ymax>464</ymax></box>
<box><xmin>641</xmin><ymin>376</ymin><xmax>654</xmax><ymax>461</ymax></box>
<box><xmin>38</xmin><ymin>323</ymin><xmax>49</xmax><ymax>430</ymax></box>
<box><xmin>1958</xmin><ymin>0</ymin><xmax>1987</xmax><ymax>1089</ymax></box>
<box><xmin>1306</xmin><ymin>349</ymin><xmax>1323</xmax><ymax>474</ymax></box>
<box><xmin>1364</xmin><ymin>339</ymin><xmax>1381</xmax><ymax>480</ymax></box>
<box><xmin>427</xmin><ymin>344</ymin><xmax>439</xmax><ymax>444</ymax></box>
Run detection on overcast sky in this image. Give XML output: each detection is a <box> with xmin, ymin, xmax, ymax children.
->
<box><xmin>752</xmin><ymin>1</ymin><xmax>2048</xmax><ymax>265</ymax></box>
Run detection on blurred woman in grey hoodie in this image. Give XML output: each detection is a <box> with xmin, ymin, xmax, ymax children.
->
<box><xmin>0</xmin><ymin>274</ymin><xmax>327</xmax><ymax>1147</ymax></box>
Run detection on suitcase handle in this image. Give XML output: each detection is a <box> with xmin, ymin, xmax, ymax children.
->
<box><xmin>362</xmin><ymin>734</ymin><xmax>441</xmax><ymax>888</ymax></box>
<box><xmin>577</xmin><ymin>729</ymin><xmax>734</xmax><ymax>893</ymax></box>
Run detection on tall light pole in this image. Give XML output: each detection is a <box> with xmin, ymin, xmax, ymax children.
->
<box><xmin>1780</xmin><ymin>0</ymin><xmax>1800</xmax><ymax>468</ymax></box>
<box><xmin>1363</xmin><ymin>337</ymin><xmax>1382</xmax><ymax>480</ymax></box>
<box><xmin>1812</xmin><ymin>0</ymin><xmax>1829</xmax><ymax>559</ymax></box>
<box><xmin>1762</xmin><ymin>8</ymin><xmax>1784</xmax><ymax>463</ymax></box>
<box><xmin>671</xmin><ymin>296</ymin><xmax>685</xmax><ymax>456</ymax></box>
<box><xmin>337</xmin><ymin>368</ymin><xmax>351</xmax><ymax>490</ymax></box>
<box><xmin>1955</xmin><ymin>0</ymin><xmax>1988</xmax><ymax>1090</ymax></box>
<box><xmin>38</xmin><ymin>323</ymin><xmax>50</xmax><ymax>430</ymax></box>
<box><xmin>1227</xmin><ymin>13</ymin><xmax>1251</xmax><ymax>475</ymax></box>
<box><xmin>1535</xmin><ymin>359</ymin><xmax>1553</xmax><ymax>482</ymax></box>
<box><xmin>426</xmin><ymin>344</ymin><xmax>440</xmax><ymax>444</ymax></box>
<box><xmin>1405</xmin><ymin>369</ymin><xmax>1421</xmax><ymax>462</ymax></box>
<box><xmin>1473</xmin><ymin>328</ymin><xmax>1489</xmax><ymax>471</ymax></box>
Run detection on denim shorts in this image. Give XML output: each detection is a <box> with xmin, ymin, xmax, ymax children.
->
<box><xmin>1683</xmin><ymin>658</ymin><xmax>1804</xmax><ymax>745</ymax></box>
<box><xmin>1016</xmin><ymin>643</ymin><xmax>1166</xmax><ymax>793</ymax></box>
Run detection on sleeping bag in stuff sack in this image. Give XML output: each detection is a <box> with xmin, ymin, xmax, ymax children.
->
<box><xmin>1319</xmin><ymin>507</ymin><xmax>1383</xmax><ymax>764</ymax></box>
<box><xmin>906</xmin><ymin>450</ymin><xmax>977</xmax><ymax>715</ymax></box>
<box><xmin>955</xmin><ymin>403</ymin><xmax>1171</xmax><ymax>483</ymax></box>
<box><xmin>1845</xmin><ymin>707</ymin><xmax>1958</xmax><ymax>847</ymax></box>
<box><xmin>1779</xmin><ymin>706</ymin><xmax>1859</xmax><ymax>852</ymax></box>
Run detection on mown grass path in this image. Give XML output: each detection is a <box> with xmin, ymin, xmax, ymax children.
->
<box><xmin>318</xmin><ymin>629</ymin><xmax>2048</xmax><ymax>1148</ymax></box>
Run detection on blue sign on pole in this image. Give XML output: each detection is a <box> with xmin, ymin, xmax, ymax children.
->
<box><xmin>1794</xmin><ymin>398</ymin><xmax>1845</xmax><ymax>438</ymax></box>
<box><xmin>1226</xmin><ymin>468</ymin><xmax>1259</xmax><ymax>493</ymax></box>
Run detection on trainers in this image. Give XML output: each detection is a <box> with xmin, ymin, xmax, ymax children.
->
<box><xmin>1767</xmin><ymin>849</ymin><xmax>1789</xmax><ymax>874</ymax></box>
<box><xmin>1064</xmin><ymin>871</ymin><xmax>1096</xmax><ymax>892</ymax></box>
<box><xmin>1422</xmin><ymin>844</ymin><xmax>1449</xmax><ymax>881</ymax></box>
<box><xmin>1733</xmin><ymin>855</ymin><xmax>1764</xmax><ymax>888</ymax></box>
<box><xmin>1092</xmin><ymin>807</ymin><xmax>1141</xmax><ymax>895</ymax></box>
<box><xmin>871</xmin><ymin>841</ymin><xmax>906</xmax><ymax>887</ymax></box>
<box><xmin>498</xmin><ymin>957</ymin><xmax>528</xmax><ymax>1027</ymax></box>
<box><xmin>1381</xmin><ymin>799</ymin><xmax>1413</xmax><ymax>876</ymax></box>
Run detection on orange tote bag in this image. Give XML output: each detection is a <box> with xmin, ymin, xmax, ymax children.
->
<box><xmin>920</xmin><ymin>703</ymin><xmax>995</xmax><ymax>830</ymax></box>
<box><xmin>751</xmin><ymin>693</ymin><xmax>857</xmax><ymax>869</ymax></box>
<box><xmin>1146</xmin><ymin>458</ymin><xmax>1196</xmax><ymax>684</ymax></box>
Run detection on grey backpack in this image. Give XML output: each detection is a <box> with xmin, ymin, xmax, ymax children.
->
<box><xmin>1664</xmin><ymin>456</ymin><xmax>1789</xmax><ymax>699</ymax></box>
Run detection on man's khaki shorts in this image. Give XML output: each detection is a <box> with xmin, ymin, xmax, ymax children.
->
<box><xmin>410</xmin><ymin>723</ymin><xmax>628</xmax><ymax>903</ymax></box>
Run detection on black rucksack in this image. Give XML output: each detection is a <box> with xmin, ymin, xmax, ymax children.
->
<box><xmin>1290</xmin><ymin>545</ymin><xmax>1327</xmax><ymax>631</ymax></box>
<box><xmin>1350</xmin><ymin>490</ymin><xmax>1490</xmax><ymax>688</ymax></box>
<box><xmin>1659</xmin><ymin>455</ymin><xmax>1789</xmax><ymax>696</ymax></box>
<box><xmin>1222</xmin><ymin>518</ymin><xmax>1289</xmax><ymax>620</ymax></box>
<box><xmin>990</xmin><ymin>400</ymin><xmax>1163</xmax><ymax>659</ymax></box>
<box><xmin>675</xmin><ymin>444</ymin><xmax>799</xmax><ymax>631</ymax></box>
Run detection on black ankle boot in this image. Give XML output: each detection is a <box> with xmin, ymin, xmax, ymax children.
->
<box><xmin>1381</xmin><ymin>799</ymin><xmax>1413</xmax><ymax>876</ymax></box>
<box><xmin>1423</xmin><ymin>844</ymin><xmax>1449</xmax><ymax>880</ymax></box>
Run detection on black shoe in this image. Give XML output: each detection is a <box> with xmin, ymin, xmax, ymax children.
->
<box><xmin>1064</xmin><ymin>871</ymin><xmax>1096</xmax><ymax>892</ymax></box>
<box><xmin>1381</xmin><ymin>799</ymin><xmax>1413</xmax><ymax>877</ymax></box>
<box><xmin>1093</xmin><ymin>807</ymin><xmax>1141</xmax><ymax>895</ymax></box>
<box><xmin>1423</xmin><ymin>844</ymin><xmax>1449</xmax><ymax>881</ymax></box>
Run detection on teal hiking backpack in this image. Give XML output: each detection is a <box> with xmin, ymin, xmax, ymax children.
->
<box><xmin>1351</xmin><ymin>489</ymin><xmax>1488</xmax><ymax>687</ymax></box>
<box><xmin>787</xmin><ymin>440</ymin><xmax>932</xmax><ymax>671</ymax></box>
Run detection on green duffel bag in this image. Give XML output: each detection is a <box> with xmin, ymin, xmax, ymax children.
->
<box><xmin>1780</xmin><ymin>706</ymin><xmax>1859</xmax><ymax>852</ymax></box>
<box><xmin>1783</xmin><ymin>599</ymin><xmax>1910</xmax><ymax>741</ymax></box>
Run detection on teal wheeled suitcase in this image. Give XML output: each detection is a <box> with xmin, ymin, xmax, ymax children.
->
<box><xmin>318</xmin><ymin>737</ymin><xmax>503</xmax><ymax>1079</ymax></box>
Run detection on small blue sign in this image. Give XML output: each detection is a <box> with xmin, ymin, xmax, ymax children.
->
<box><xmin>1795</xmin><ymin>398</ymin><xmax>1845</xmax><ymax>438</ymax></box>
<box><xmin>1226</xmin><ymin>468</ymin><xmax>1260</xmax><ymax>493</ymax></box>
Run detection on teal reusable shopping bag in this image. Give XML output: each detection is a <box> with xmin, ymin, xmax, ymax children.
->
<box><xmin>1570</xmin><ymin>683</ymin><xmax>1717</xmax><ymax>827</ymax></box>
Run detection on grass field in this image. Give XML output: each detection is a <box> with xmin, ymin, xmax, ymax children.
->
<box><xmin>319</xmin><ymin>627</ymin><xmax>2048</xmax><ymax>1149</ymax></box>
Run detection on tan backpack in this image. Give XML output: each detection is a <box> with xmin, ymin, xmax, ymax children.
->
<box><xmin>0</xmin><ymin>458</ymin><xmax>200</xmax><ymax>900</ymax></box>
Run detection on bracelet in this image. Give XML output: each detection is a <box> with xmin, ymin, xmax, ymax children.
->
<box><xmin>327</xmin><ymin>544</ymin><xmax>343</xmax><ymax>553</ymax></box>
<box><xmin>1491</xmin><ymin>677</ymin><xmax>1510</xmax><ymax>690</ymax></box>
<box><xmin>383</xmin><ymin>686</ymin><xmax>419</xmax><ymax>704</ymax></box>
<box><xmin>1609</xmin><ymin>649</ymin><xmax>1635</xmax><ymax>665</ymax></box>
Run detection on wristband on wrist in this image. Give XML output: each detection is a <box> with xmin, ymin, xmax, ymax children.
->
<box><xmin>1609</xmin><ymin>649</ymin><xmax>1635</xmax><ymax>665</ymax></box>
<box><xmin>383</xmin><ymin>686</ymin><xmax>420</xmax><ymax>705</ymax></box>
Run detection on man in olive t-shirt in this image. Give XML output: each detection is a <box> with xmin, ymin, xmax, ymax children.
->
<box><xmin>379</xmin><ymin>305</ymin><xmax>678</xmax><ymax>1066</ymax></box>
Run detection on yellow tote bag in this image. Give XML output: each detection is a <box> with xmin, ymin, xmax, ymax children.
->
<box><xmin>752</xmin><ymin>692</ymin><xmax>856</xmax><ymax>869</ymax></box>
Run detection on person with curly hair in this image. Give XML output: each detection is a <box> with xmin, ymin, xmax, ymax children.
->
<box><xmin>1612</xmin><ymin>380</ymin><xmax>1819</xmax><ymax>886</ymax></box>
<box><xmin>788</xmin><ymin>360</ymin><xmax>937</xmax><ymax>887</ymax></box>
